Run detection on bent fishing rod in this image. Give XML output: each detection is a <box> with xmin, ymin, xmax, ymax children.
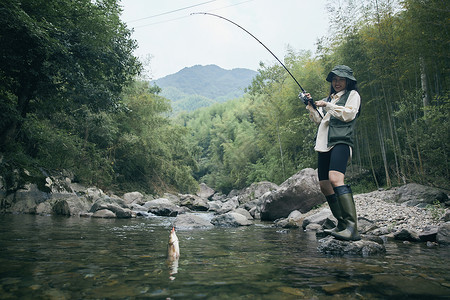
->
<box><xmin>191</xmin><ymin>12</ymin><xmax>322</xmax><ymax>117</ymax></box>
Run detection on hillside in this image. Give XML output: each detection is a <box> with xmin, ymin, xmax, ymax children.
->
<box><xmin>152</xmin><ymin>65</ymin><xmax>257</xmax><ymax>113</ymax></box>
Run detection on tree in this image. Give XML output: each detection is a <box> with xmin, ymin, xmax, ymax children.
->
<box><xmin>0</xmin><ymin>0</ymin><xmax>140</xmax><ymax>150</ymax></box>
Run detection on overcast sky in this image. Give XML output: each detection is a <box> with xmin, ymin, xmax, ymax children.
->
<box><xmin>119</xmin><ymin>0</ymin><xmax>329</xmax><ymax>79</ymax></box>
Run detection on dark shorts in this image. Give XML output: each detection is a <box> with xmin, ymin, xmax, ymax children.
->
<box><xmin>317</xmin><ymin>144</ymin><xmax>350</xmax><ymax>181</ymax></box>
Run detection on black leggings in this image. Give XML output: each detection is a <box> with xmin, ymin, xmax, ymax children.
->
<box><xmin>317</xmin><ymin>144</ymin><xmax>350</xmax><ymax>181</ymax></box>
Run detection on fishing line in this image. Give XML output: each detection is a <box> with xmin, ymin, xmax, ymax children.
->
<box><xmin>191</xmin><ymin>12</ymin><xmax>321</xmax><ymax>116</ymax></box>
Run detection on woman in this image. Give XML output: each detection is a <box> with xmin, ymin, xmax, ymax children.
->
<box><xmin>306</xmin><ymin>65</ymin><xmax>361</xmax><ymax>241</ymax></box>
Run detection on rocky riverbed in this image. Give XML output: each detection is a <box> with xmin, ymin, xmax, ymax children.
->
<box><xmin>1</xmin><ymin>168</ymin><xmax>449</xmax><ymax>254</ymax></box>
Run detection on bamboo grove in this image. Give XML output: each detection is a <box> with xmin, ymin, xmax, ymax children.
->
<box><xmin>1</xmin><ymin>0</ymin><xmax>448</xmax><ymax>195</ymax></box>
<box><xmin>178</xmin><ymin>0</ymin><xmax>449</xmax><ymax>193</ymax></box>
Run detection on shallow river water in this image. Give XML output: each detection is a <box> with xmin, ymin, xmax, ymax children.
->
<box><xmin>0</xmin><ymin>214</ymin><xmax>449</xmax><ymax>299</ymax></box>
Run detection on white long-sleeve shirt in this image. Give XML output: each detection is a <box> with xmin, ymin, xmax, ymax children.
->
<box><xmin>307</xmin><ymin>89</ymin><xmax>361</xmax><ymax>152</ymax></box>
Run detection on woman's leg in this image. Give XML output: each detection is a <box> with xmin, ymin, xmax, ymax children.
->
<box><xmin>327</xmin><ymin>144</ymin><xmax>360</xmax><ymax>241</ymax></box>
<box><xmin>317</xmin><ymin>151</ymin><xmax>334</xmax><ymax>195</ymax></box>
<box><xmin>328</xmin><ymin>144</ymin><xmax>350</xmax><ymax>187</ymax></box>
<box><xmin>317</xmin><ymin>151</ymin><xmax>345</xmax><ymax>232</ymax></box>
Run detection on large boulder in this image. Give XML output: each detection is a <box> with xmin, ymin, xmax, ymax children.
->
<box><xmin>89</xmin><ymin>195</ymin><xmax>132</xmax><ymax>218</ymax></box>
<box><xmin>216</xmin><ymin>197</ymin><xmax>239</xmax><ymax>214</ymax></box>
<box><xmin>51</xmin><ymin>195</ymin><xmax>92</xmax><ymax>216</ymax></box>
<box><xmin>393</xmin><ymin>183</ymin><xmax>448</xmax><ymax>207</ymax></box>
<box><xmin>232</xmin><ymin>208</ymin><xmax>253</xmax><ymax>220</ymax></box>
<box><xmin>123</xmin><ymin>192</ymin><xmax>144</xmax><ymax>205</ymax></box>
<box><xmin>5</xmin><ymin>183</ymin><xmax>49</xmax><ymax>213</ymax></box>
<box><xmin>207</xmin><ymin>200</ymin><xmax>223</xmax><ymax>212</ymax></box>
<box><xmin>211</xmin><ymin>212</ymin><xmax>253</xmax><ymax>227</ymax></box>
<box><xmin>237</xmin><ymin>181</ymin><xmax>278</xmax><ymax>205</ymax></box>
<box><xmin>174</xmin><ymin>213</ymin><xmax>214</xmax><ymax>229</ymax></box>
<box><xmin>436</xmin><ymin>222</ymin><xmax>450</xmax><ymax>245</ymax></box>
<box><xmin>259</xmin><ymin>168</ymin><xmax>325</xmax><ymax>221</ymax></box>
<box><xmin>144</xmin><ymin>198</ymin><xmax>185</xmax><ymax>217</ymax></box>
<box><xmin>179</xmin><ymin>194</ymin><xmax>209</xmax><ymax>211</ymax></box>
<box><xmin>196</xmin><ymin>183</ymin><xmax>215</xmax><ymax>200</ymax></box>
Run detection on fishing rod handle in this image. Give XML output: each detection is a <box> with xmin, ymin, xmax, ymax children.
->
<box><xmin>298</xmin><ymin>91</ymin><xmax>317</xmax><ymax>109</ymax></box>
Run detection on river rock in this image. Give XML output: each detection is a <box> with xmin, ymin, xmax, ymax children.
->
<box><xmin>275</xmin><ymin>210</ymin><xmax>302</xmax><ymax>228</ymax></box>
<box><xmin>196</xmin><ymin>183</ymin><xmax>215</xmax><ymax>200</ymax></box>
<box><xmin>216</xmin><ymin>197</ymin><xmax>239</xmax><ymax>214</ymax></box>
<box><xmin>90</xmin><ymin>195</ymin><xmax>127</xmax><ymax>211</ymax></box>
<box><xmin>444</xmin><ymin>211</ymin><xmax>450</xmax><ymax>222</ymax></box>
<box><xmin>436</xmin><ymin>222</ymin><xmax>450</xmax><ymax>245</ymax></box>
<box><xmin>317</xmin><ymin>236</ymin><xmax>386</xmax><ymax>256</ymax></box>
<box><xmin>211</xmin><ymin>192</ymin><xmax>227</xmax><ymax>202</ymax></box>
<box><xmin>393</xmin><ymin>228</ymin><xmax>421</xmax><ymax>242</ymax></box>
<box><xmin>394</xmin><ymin>183</ymin><xmax>448</xmax><ymax>207</ymax></box>
<box><xmin>163</xmin><ymin>193</ymin><xmax>181</xmax><ymax>205</ymax></box>
<box><xmin>237</xmin><ymin>181</ymin><xmax>279</xmax><ymax>204</ymax></box>
<box><xmin>418</xmin><ymin>226</ymin><xmax>439</xmax><ymax>242</ymax></box>
<box><xmin>358</xmin><ymin>217</ymin><xmax>378</xmax><ymax>234</ymax></box>
<box><xmin>179</xmin><ymin>194</ymin><xmax>209</xmax><ymax>211</ymax></box>
<box><xmin>92</xmin><ymin>209</ymin><xmax>116</xmax><ymax>218</ymax></box>
<box><xmin>302</xmin><ymin>209</ymin><xmax>332</xmax><ymax>230</ymax></box>
<box><xmin>211</xmin><ymin>212</ymin><xmax>253</xmax><ymax>227</ymax></box>
<box><xmin>85</xmin><ymin>187</ymin><xmax>106</xmax><ymax>202</ymax></box>
<box><xmin>6</xmin><ymin>183</ymin><xmax>49</xmax><ymax>213</ymax></box>
<box><xmin>259</xmin><ymin>168</ymin><xmax>325</xmax><ymax>221</ymax></box>
<box><xmin>88</xmin><ymin>195</ymin><xmax>132</xmax><ymax>218</ymax></box>
<box><xmin>123</xmin><ymin>192</ymin><xmax>144</xmax><ymax>205</ymax></box>
<box><xmin>44</xmin><ymin>175</ymin><xmax>73</xmax><ymax>194</ymax></box>
<box><xmin>51</xmin><ymin>195</ymin><xmax>92</xmax><ymax>216</ymax></box>
<box><xmin>232</xmin><ymin>208</ymin><xmax>253</xmax><ymax>220</ymax></box>
<box><xmin>207</xmin><ymin>200</ymin><xmax>223</xmax><ymax>212</ymax></box>
<box><xmin>174</xmin><ymin>213</ymin><xmax>214</xmax><ymax>229</ymax></box>
<box><xmin>144</xmin><ymin>198</ymin><xmax>183</xmax><ymax>217</ymax></box>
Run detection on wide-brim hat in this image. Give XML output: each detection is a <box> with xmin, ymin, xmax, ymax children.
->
<box><xmin>326</xmin><ymin>65</ymin><xmax>357</xmax><ymax>83</ymax></box>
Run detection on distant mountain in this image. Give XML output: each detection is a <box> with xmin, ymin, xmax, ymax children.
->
<box><xmin>151</xmin><ymin>65</ymin><xmax>257</xmax><ymax>113</ymax></box>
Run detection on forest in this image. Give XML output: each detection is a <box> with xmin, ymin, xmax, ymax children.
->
<box><xmin>0</xmin><ymin>0</ymin><xmax>448</xmax><ymax>196</ymax></box>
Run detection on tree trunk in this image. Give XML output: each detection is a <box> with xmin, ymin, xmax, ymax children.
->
<box><xmin>420</xmin><ymin>57</ymin><xmax>430</xmax><ymax>109</ymax></box>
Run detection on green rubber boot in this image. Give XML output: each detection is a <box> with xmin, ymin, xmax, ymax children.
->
<box><xmin>323</xmin><ymin>194</ymin><xmax>346</xmax><ymax>234</ymax></box>
<box><xmin>331</xmin><ymin>185</ymin><xmax>361</xmax><ymax>241</ymax></box>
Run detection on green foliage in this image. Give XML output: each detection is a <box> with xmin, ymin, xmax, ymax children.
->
<box><xmin>176</xmin><ymin>51</ymin><xmax>325</xmax><ymax>193</ymax></box>
<box><xmin>425</xmin><ymin>200</ymin><xmax>446</xmax><ymax>222</ymax></box>
<box><xmin>0</xmin><ymin>0</ymin><xmax>141</xmax><ymax>147</ymax></box>
<box><xmin>1</xmin><ymin>0</ymin><xmax>447</xmax><ymax>197</ymax></box>
<box><xmin>111</xmin><ymin>81</ymin><xmax>198</xmax><ymax>194</ymax></box>
<box><xmin>0</xmin><ymin>1</ymin><xmax>198</xmax><ymax>195</ymax></box>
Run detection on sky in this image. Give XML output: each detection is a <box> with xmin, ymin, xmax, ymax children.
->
<box><xmin>119</xmin><ymin>0</ymin><xmax>329</xmax><ymax>79</ymax></box>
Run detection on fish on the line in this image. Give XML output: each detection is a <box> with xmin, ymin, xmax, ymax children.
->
<box><xmin>167</xmin><ymin>226</ymin><xmax>180</xmax><ymax>280</ymax></box>
<box><xmin>167</xmin><ymin>226</ymin><xmax>180</xmax><ymax>260</ymax></box>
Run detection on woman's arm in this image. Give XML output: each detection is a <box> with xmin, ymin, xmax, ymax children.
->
<box><xmin>323</xmin><ymin>90</ymin><xmax>360</xmax><ymax>122</ymax></box>
<box><xmin>306</xmin><ymin>104</ymin><xmax>322</xmax><ymax>124</ymax></box>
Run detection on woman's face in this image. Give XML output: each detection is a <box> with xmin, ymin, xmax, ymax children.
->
<box><xmin>332</xmin><ymin>76</ymin><xmax>347</xmax><ymax>93</ymax></box>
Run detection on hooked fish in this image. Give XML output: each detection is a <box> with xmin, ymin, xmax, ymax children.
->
<box><xmin>167</xmin><ymin>226</ymin><xmax>180</xmax><ymax>280</ymax></box>
<box><xmin>167</xmin><ymin>226</ymin><xmax>180</xmax><ymax>260</ymax></box>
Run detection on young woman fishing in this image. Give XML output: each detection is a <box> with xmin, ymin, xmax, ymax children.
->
<box><xmin>305</xmin><ymin>65</ymin><xmax>361</xmax><ymax>241</ymax></box>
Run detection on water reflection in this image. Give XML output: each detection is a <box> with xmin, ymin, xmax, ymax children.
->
<box><xmin>0</xmin><ymin>214</ymin><xmax>449</xmax><ymax>299</ymax></box>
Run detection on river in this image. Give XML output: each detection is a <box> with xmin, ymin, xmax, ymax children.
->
<box><xmin>0</xmin><ymin>214</ymin><xmax>449</xmax><ymax>299</ymax></box>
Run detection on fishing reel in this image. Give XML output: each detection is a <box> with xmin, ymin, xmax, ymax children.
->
<box><xmin>298</xmin><ymin>91</ymin><xmax>317</xmax><ymax>109</ymax></box>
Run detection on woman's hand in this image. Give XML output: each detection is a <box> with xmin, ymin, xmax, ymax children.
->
<box><xmin>315</xmin><ymin>100</ymin><xmax>327</xmax><ymax>107</ymax></box>
<box><xmin>304</xmin><ymin>93</ymin><xmax>314</xmax><ymax>109</ymax></box>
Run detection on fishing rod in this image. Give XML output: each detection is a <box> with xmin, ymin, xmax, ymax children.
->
<box><xmin>191</xmin><ymin>12</ymin><xmax>322</xmax><ymax>117</ymax></box>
